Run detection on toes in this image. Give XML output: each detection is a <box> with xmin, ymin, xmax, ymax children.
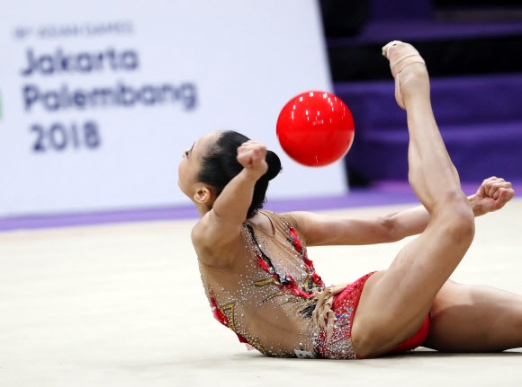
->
<box><xmin>383</xmin><ymin>41</ymin><xmax>425</xmax><ymax>78</ymax></box>
<box><xmin>382</xmin><ymin>40</ymin><xmax>402</xmax><ymax>59</ymax></box>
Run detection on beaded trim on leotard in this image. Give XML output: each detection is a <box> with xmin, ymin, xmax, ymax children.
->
<box><xmin>201</xmin><ymin>213</ymin><xmax>326</xmax><ymax>357</ymax></box>
<box><xmin>246</xmin><ymin>224</ymin><xmax>325</xmax><ymax>301</ymax></box>
<box><xmin>313</xmin><ymin>272</ymin><xmax>375</xmax><ymax>360</ymax></box>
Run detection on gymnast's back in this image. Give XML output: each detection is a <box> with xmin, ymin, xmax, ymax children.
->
<box><xmin>197</xmin><ymin>210</ymin><xmax>325</xmax><ymax>357</ymax></box>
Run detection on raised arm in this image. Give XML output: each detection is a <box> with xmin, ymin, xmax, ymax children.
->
<box><xmin>210</xmin><ymin>141</ymin><xmax>268</xmax><ymax>224</ymax></box>
<box><xmin>293</xmin><ymin>176</ymin><xmax>514</xmax><ymax>247</ymax></box>
<box><xmin>192</xmin><ymin>141</ymin><xmax>268</xmax><ymax>266</ymax></box>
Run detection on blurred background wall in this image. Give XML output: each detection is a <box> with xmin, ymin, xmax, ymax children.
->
<box><xmin>0</xmin><ymin>0</ymin><xmax>345</xmax><ymax>218</ymax></box>
<box><xmin>1</xmin><ymin>0</ymin><xmax>522</xmax><ymax>221</ymax></box>
<box><xmin>321</xmin><ymin>0</ymin><xmax>522</xmax><ymax>186</ymax></box>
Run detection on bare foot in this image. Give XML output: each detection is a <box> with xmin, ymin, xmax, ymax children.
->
<box><xmin>382</xmin><ymin>41</ymin><xmax>429</xmax><ymax>110</ymax></box>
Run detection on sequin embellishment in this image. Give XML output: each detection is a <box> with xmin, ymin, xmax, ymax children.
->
<box><xmin>313</xmin><ymin>272</ymin><xmax>375</xmax><ymax>360</ymax></box>
<box><xmin>199</xmin><ymin>212</ymin><xmax>330</xmax><ymax>358</ymax></box>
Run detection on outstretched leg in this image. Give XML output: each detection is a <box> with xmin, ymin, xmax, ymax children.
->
<box><xmin>426</xmin><ymin>280</ymin><xmax>522</xmax><ymax>352</ymax></box>
<box><xmin>351</xmin><ymin>41</ymin><xmax>475</xmax><ymax>357</ymax></box>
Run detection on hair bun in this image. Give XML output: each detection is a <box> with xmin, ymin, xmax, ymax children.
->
<box><xmin>265</xmin><ymin>150</ymin><xmax>282</xmax><ymax>181</ymax></box>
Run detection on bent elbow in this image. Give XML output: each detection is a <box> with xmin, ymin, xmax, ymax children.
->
<box><xmin>381</xmin><ymin>214</ymin><xmax>404</xmax><ymax>243</ymax></box>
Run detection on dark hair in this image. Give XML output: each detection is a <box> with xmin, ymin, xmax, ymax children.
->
<box><xmin>198</xmin><ymin>130</ymin><xmax>282</xmax><ymax>219</ymax></box>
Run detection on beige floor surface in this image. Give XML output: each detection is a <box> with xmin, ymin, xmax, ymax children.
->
<box><xmin>1</xmin><ymin>199</ymin><xmax>522</xmax><ymax>386</ymax></box>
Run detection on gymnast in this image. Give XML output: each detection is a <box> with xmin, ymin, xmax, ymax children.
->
<box><xmin>177</xmin><ymin>41</ymin><xmax>520</xmax><ymax>359</ymax></box>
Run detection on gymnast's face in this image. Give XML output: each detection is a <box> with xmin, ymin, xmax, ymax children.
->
<box><xmin>177</xmin><ymin>131</ymin><xmax>221</xmax><ymax>200</ymax></box>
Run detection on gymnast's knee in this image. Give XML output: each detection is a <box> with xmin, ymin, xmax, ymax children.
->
<box><xmin>434</xmin><ymin>190</ymin><xmax>475</xmax><ymax>245</ymax></box>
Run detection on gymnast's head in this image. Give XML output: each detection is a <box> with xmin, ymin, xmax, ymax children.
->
<box><xmin>178</xmin><ymin>130</ymin><xmax>282</xmax><ymax>218</ymax></box>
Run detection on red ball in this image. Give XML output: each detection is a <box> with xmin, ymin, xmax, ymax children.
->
<box><xmin>276</xmin><ymin>91</ymin><xmax>355</xmax><ymax>167</ymax></box>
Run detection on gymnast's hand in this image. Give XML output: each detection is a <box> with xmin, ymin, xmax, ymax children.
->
<box><xmin>237</xmin><ymin>141</ymin><xmax>268</xmax><ymax>180</ymax></box>
<box><xmin>470</xmin><ymin>177</ymin><xmax>515</xmax><ymax>216</ymax></box>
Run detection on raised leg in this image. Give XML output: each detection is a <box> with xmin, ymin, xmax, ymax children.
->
<box><xmin>350</xmin><ymin>41</ymin><xmax>475</xmax><ymax>357</ymax></box>
<box><xmin>425</xmin><ymin>280</ymin><xmax>522</xmax><ymax>352</ymax></box>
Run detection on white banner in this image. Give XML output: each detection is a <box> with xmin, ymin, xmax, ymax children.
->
<box><xmin>0</xmin><ymin>0</ymin><xmax>346</xmax><ymax>217</ymax></box>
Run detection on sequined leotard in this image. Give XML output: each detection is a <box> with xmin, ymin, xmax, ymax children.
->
<box><xmin>198</xmin><ymin>210</ymin><xmax>429</xmax><ymax>359</ymax></box>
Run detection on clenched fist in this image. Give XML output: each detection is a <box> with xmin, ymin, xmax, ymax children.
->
<box><xmin>237</xmin><ymin>141</ymin><xmax>268</xmax><ymax>180</ymax></box>
<box><xmin>470</xmin><ymin>176</ymin><xmax>515</xmax><ymax>216</ymax></box>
